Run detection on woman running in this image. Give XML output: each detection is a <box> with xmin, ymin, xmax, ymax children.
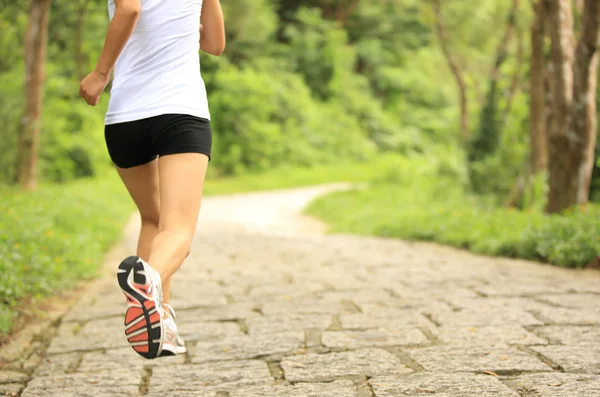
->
<box><xmin>79</xmin><ymin>0</ymin><xmax>225</xmax><ymax>359</ymax></box>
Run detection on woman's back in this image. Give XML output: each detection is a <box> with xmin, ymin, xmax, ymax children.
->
<box><xmin>105</xmin><ymin>0</ymin><xmax>209</xmax><ymax>125</ymax></box>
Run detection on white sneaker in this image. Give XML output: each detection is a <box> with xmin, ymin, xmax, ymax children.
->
<box><xmin>117</xmin><ymin>256</ymin><xmax>165</xmax><ymax>359</ymax></box>
<box><xmin>160</xmin><ymin>304</ymin><xmax>187</xmax><ymax>356</ymax></box>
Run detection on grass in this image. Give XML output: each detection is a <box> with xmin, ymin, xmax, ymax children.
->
<box><xmin>0</xmin><ymin>173</ymin><xmax>133</xmax><ymax>335</ymax></box>
<box><xmin>203</xmin><ymin>155</ymin><xmax>398</xmax><ymax>196</ymax></box>
<box><xmin>306</xmin><ymin>155</ymin><xmax>600</xmax><ymax>269</ymax></box>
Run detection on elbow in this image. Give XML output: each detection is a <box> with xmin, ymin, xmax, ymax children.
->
<box><xmin>208</xmin><ymin>41</ymin><xmax>226</xmax><ymax>56</ymax></box>
<box><xmin>211</xmin><ymin>46</ymin><xmax>225</xmax><ymax>57</ymax></box>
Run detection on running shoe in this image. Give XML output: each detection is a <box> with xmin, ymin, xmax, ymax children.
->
<box><xmin>117</xmin><ymin>256</ymin><xmax>165</xmax><ymax>359</ymax></box>
<box><xmin>160</xmin><ymin>304</ymin><xmax>187</xmax><ymax>356</ymax></box>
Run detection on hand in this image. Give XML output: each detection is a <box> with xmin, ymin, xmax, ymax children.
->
<box><xmin>79</xmin><ymin>70</ymin><xmax>110</xmax><ymax>106</ymax></box>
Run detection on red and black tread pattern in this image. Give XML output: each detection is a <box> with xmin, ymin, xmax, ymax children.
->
<box><xmin>117</xmin><ymin>256</ymin><xmax>163</xmax><ymax>359</ymax></box>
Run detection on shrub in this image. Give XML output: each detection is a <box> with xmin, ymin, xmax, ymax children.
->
<box><xmin>307</xmin><ymin>154</ymin><xmax>599</xmax><ymax>269</ymax></box>
<box><xmin>0</xmin><ymin>174</ymin><xmax>133</xmax><ymax>334</ymax></box>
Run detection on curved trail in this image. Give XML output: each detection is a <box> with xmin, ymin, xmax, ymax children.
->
<box><xmin>12</xmin><ymin>184</ymin><xmax>600</xmax><ymax>396</ymax></box>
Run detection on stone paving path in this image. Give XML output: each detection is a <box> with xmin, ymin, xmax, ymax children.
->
<box><xmin>4</xmin><ymin>184</ymin><xmax>600</xmax><ymax>396</ymax></box>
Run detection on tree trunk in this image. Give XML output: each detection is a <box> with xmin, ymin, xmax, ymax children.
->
<box><xmin>17</xmin><ymin>0</ymin><xmax>51</xmax><ymax>190</ymax></box>
<box><xmin>570</xmin><ymin>0</ymin><xmax>600</xmax><ymax>202</ymax></box>
<box><xmin>547</xmin><ymin>0</ymin><xmax>600</xmax><ymax>212</ymax></box>
<box><xmin>430</xmin><ymin>0</ymin><xmax>469</xmax><ymax>140</ymax></box>
<box><xmin>75</xmin><ymin>0</ymin><xmax>87</xmax><ymax>81</ymax></box>
<box><xmin>502</xmin><ymin>24</ymin><xmax>524</xmax><ymax>126</ymax></box>
<box><xmin>529</xmin><ymin>0</ymin><xmax>548</xmax><ymax>174</ymax></box>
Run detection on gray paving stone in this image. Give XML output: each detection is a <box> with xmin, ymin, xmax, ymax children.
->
<box><xmin>281</xmin><ymin>349</ymin><xmax>413</xmax><ymax>382</ymax></box>
<box><xmin>62</xmin><ymin>300</ymin><xmax>124</xmax><ymax>323</ymax></box>
<box><xmin>537</xmin><ymin>294</ymin><xmax>599</xmax><ymax>309</ymax></box>
<box><xmin>0</xmin><ymin>383</ymin><xmax>24</xmax><ymax>396</ymax></box>
<box><xmin>477</xmin><ymin>281</ymin><xmax>566</xmax><ymax>296</ymax></box>
<box><xmin>532</xmin><ymin>344</ymin><xmax>600</xmax><ymax>373</ymax></box>
<box><xmin>21</xmin><ymin>369</ymin><xmax>142</xmax><ymax>397</ymax></box>
<box><xmin>147</xmin><ymin>391</ymin><xmax>216</xmax><ymax>397</ymax></box>
<box><xmin>437</xmin><ymin>325</ymin><xmax>547</xmax><ymax>346</ymax></box>
<box><xmin>446</xmin><ymin>296</ymin><xmax>552</xmax><ymax>312</ymax></box>
<box><xmin>147</xmin><ymin>392</ymin><xmax>217</xmax><ymax>397</ymax></box>
<box><xmin>393</xmin><ymin>285</ymin><xmax>479</xmax><ymax>300</ymax></box>
<box><xmin>34</xmin><ymin>353</ymin><xmax>81</xmax><ymax>376</ymax></box>
<box><xmin>78</xmin><ymin>347</ymin><xmax>184</xmax><ymax>372</ymax></box>
<box><xmin>322</xmin><ymin>328</ymin><xmax>426</xmax><ymax>349</ymax></box>
<box><xmin>148</xmin><ymin>360</ymin><xmax>273</xmax><ymax>393</ymax></box>
<box><xmin>47</xmin><ymin>317</ymin><xmax>128</xmax><ymax>354</ymax></box>
<box><xmin>506</xmin><ymin>373</ymin><xmax>600</xmax><ymax>396</ymax></box>
<box><xmin>0</xmin><ymin>370</ymin><xmax>28</xmax><ymax>384</ymax></box>
<box><xmin>248</xmin><ymin>282</ymin><xmax>329</xmax><ymax>299</ymax></box>
<box><xmin>532</xmin><ymin>306</ymin><xmax>600</xmax><ymax>325</ymax></box>
<box><xmin>320</xmin><ymin>290</ymin><xmax>394</xmax><ymax>307</ymax></box>
<box><xmin>261</xmin><ymin>299</ymin><xmax>349</xmax><ymax>316</ymax></box>
<box><xmin>246</xmin><ymin>313</ymin><xmax>332</xmax><ymax>335</ymax></box>
<box><xmin>229</xmin><ymin>381</ymin><xmax>358</xmax><ymax>397</ymax></box>
<box><xmin>409</xmin><ymin>345</ymin><xmax>552</xmax><ymax>372</ymax></box>
<box><xmin>176</xmin><ymin>303</ymin><xmax>259</xmax><ymax>322</ymax></box>
<box><xmin>430</xmin><ymin>308</ymin><xmax>542</xmax><ymax>326</ymax></box>
<box><xmin>191</xmin><ymin>331</ymin><xmax>304</xmax><ymax>363</ymax></box>
<box><xmin>370</xmin><ymin>373</ymin><xmax>519</xmax><ymax>396</ymax></box>
<box><xmin>534</xmin><ymin>325</ymin><xmax>600</xmax><ymax>345</ymax></box>
<box><xmin>177</xmin><ymin>320</ymin><xmax>244</xmax><ymax>342</ymax></box>
<box><xmin>340</xmin><ymin>307</ymin><xmax>435</xmax><ymax>331</ymax></box>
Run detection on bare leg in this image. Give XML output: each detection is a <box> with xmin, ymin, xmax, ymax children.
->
<box><xmin>148</xmin><ymin>153</ymin><xmax>208</xmax><ymax>290</ymax></box>
<box><xmin>116</xmin><ymin>160</ymin><xmax>160</xmax><ymax>260</ymax></box>
<box><xmin>115</xmin><ymin>161</ymin><xmax>174</xmax><ymax>301</ymax></box>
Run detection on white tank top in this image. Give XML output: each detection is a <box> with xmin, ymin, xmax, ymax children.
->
<box><xmin>104</xmin><ymin>0</ymin><xmax>210</xmax><ymax>125</ymax></box>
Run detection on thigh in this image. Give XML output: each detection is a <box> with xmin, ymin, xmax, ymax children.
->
<box><xmin>116</xmin><ymin>160</ymin><xmax>160</xmax><ymax>224</ymax></box>
<box><xmin>157</xmin><ymin>153</ymin><xmax>209</xmax><ymax>233</ymax></box>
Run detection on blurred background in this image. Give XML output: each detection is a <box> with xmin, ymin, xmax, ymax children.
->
<box><xmin>1</xmin><ymin>0</ymin><xmax>599</xmax><ymax>336</ymax></box>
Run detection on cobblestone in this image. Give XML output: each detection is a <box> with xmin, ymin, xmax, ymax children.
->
<box><xmin>281</xmin><ymin>349</ymin><xmax>413</xmax><ymax>382</ymax></box>
<box><xmin>505</xmin><ymin>373</ymin><xmax>600</xmax><ymax>396</ymax></box>
<box><xmin>7</xmin><ymin>185</ymin><xmax>600</xmax><ymax>397</ymax></box>
<box><xmin>370</xmin><ymin>373</ymin><xmax>520</xmax><ymax>396</ymax></box>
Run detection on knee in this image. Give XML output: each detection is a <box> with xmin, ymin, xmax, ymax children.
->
<box><xmin>140</xmin><ymin>212</ymin><xmax>160</xmax><ymax>228</ymax></box>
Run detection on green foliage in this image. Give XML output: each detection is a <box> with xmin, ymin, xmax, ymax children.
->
<box><xmin>203</xmin><ymin>154</ymin><xmax>400</xmax><ymax>196</ymax></box>
<box><xmin>307</xmin><ymin>153</ymin><xmax>599</xmax><ymax>269</ymax></box>
<box><xmin>209</xmin><ymin>61</ymin><xmax>376</xmax><ymax>175</ymax></box>
<box><xmin>219</xmin><ymin>0</ymin><xmax>278</xmax><ymax>64</ymax></box>
<box><xmin>0</xmin><ymin>174</ymin><xmax>133</xmax><ymax>334</ymax></box>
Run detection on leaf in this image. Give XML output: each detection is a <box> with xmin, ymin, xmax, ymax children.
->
<box><xmin>482</xmin><ymin>370</ymin><xmax>499</xmax><ymax>377</ymax></box>
<box><xmin>415</xmin><ymin>387</ymin><xmax>435</xmax><ymax>393</ymax></box>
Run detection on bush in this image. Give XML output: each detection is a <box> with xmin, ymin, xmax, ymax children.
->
<box><xmin>307</xmin><ymin>154</ymin><xmax>600</xmax><ymax>269</ymax></box>
<box><xmin>0</xmin><ymin>174</ymin><xmax>133</xmax><ymax>335</ymax></box>
<box><xmin>209</xmin><ymin>63</ymin><xmax>376</xmax><ymax>175</ymax></box>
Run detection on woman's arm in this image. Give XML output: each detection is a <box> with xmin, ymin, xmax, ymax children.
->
<box><xmin>80</xmin><ymin>0</ymin><xmax>141</xmax><ymax>106</ymax></box>
<box><xmin>200</xmin><ymin>0</ymin><xmax>225</xmax><ymax>56</ymax></box>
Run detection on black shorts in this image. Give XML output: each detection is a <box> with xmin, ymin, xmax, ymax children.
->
<box><xmin>104</xmin><ymin>114</ymin><xmax>212</xmax><ymax>169</ymax></box>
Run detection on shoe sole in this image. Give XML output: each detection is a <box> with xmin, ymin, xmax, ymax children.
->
<box><xmin>117</xmin><ymin>256</ymin><xmax>163</xmax><ymax>359</ymax></box>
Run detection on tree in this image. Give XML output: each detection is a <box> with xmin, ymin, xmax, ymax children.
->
<box><xmin>17</xmin><ymin>0</ymin><xmax>51</xmax><ymax>189</ymax></box>
<box><xmin>546</xmin><ymin>0</ymin><xmax>600</xmax><ymax>212</ymax></box>
<box><xmin>429</xmin><ymin>0</ymin><xmax>469</xmax><ymax>140</ymax></box>
<box><xmin>529</xmin><ymin>0</ymin><xmax>548</xmax><ymax>175</ymax></box>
